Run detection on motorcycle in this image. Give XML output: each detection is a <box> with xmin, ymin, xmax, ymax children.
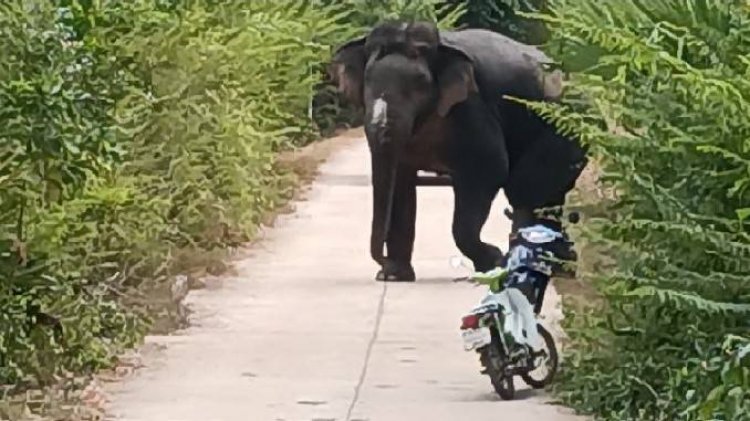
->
<box><xmin>458</xmin><ymin>210</ymin><xmax>579</xmax><ymax>400</ymax></box>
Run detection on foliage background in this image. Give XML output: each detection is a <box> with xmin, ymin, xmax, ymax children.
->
<box><xmin>0</xmin><ymin>0</ymin><xmax>464</xmax><ymax>415</ymax></box>
<box><xmin>443</xmin><ymin>0</ymin><xmax>549</xmax><ymax>43</ymax></box>
<box><xmin>9</xmin><ymin>1</ymin><xmax>746</xmax><ymax>420</ymax></box>
<box><xmin>524</xmin><ymin>0</ymin><xmax>750</xmax><ymax>419</ymax></box>
<box><xmin>0</xmin><ymin>0</ymin><xmax>357</xmax><ymax>394</ymax></box>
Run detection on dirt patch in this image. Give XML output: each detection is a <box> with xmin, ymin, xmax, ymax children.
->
<box><xmin>258</xmin><ymin>127</ymin><xmax>363</xmax><ymax>228</ymax></box>
<box><xmin>278</xmin><ymin>127</ymin><xmax>363</xmax><ymax>185</ymax></box>
<box><xmin>555</xmin><ymin>162</ymin><xmax>610</xmax><ymax>311</ymax></box>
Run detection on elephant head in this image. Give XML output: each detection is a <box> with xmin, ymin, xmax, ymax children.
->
<box><xmin>329</xmin><ymin>21</ymin><xmax>478</xmax><ymax>266</ymax></box>
<box><xmin>330</xmin><ymin>21</ymin><xmax>478</xmax><ymax>148</ymax></box>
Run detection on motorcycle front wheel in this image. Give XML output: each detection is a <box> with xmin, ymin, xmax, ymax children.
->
<box><xmin>520</xmin><ymin>324</ymin><xmax>558</xmax><ymax>389</ymax></box>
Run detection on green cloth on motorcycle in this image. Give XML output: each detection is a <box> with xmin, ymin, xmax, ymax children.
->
<box><xmin>472</xmin><ymin>267</ymin><xmax>509</xmax><ymax>293</ymax></box>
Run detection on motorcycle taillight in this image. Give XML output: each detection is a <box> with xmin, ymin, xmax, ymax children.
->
<box><xmin>461</xmin><ymin>314</ymin><xmax>481</xmax><ymax>330</ymax></box>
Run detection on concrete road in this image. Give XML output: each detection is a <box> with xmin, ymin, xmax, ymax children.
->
<box><xmin>105</xmin><ymin>135</ymin><xmax>583</xmax><ymax>421</ymax></box>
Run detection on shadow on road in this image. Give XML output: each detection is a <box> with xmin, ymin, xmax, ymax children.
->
<box><xmin>463</xmin><ymin>387</ymin><xmax>542</xmax><ymax>403</ymax></box>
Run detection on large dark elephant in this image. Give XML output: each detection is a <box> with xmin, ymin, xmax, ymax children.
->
<box><xmin>329</xmin><ymin>21</ymin><xmax>587</xmax><ymax>281</ymax></box>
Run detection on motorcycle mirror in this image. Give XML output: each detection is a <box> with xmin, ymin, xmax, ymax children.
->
<box><xmin>568</xmin><ymin>211</ymin><xmax>580</xmax><ymax>224</ymax></box>
<box><xmin>450</xmin><ymin>255</ymin><xmax>472</xmax><ymax>270</ymax></box>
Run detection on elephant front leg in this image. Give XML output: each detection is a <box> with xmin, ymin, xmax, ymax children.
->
<box><xmin>451</xmin><ymin>176</ymin><xmax>504</xmax><ymax>273</ymax></box>
<box><xmin>369</xmin><ymin>152</ymin><xmax>417</xmax><ymax>282</ymax></box>
<box><xmin>379</xmin><ymin>166</ymin><xmax>417</xmax><ymax>281</ymax></box>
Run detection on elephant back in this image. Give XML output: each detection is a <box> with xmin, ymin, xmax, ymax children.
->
<box><xmin>438</xmin><ymin>29</ymin><xmax>553</xmax><ymax>103</ymax></box>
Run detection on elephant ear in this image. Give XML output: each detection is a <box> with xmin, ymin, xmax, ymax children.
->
<box><xmin>329</xmin><ymin>37</ymin><xmax>367</xmax><ymax>108</ymax></box>
<box><xmin>435</xmin><ymin>46</ymin><xmax>478</xmax><ymax>117</ymax></box>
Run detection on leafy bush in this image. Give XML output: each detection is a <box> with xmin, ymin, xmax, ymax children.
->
<box><xmin>524</xmin><ymin>1</ymin><xmax>750</xmax><ymax>419</ymax></box>
<box><xmin>0</xmin><ymin>0</ymin><xmax>358</xmax><ymax>390</ymax></box>
<box><xmin>0</xmin><ymin>0</ymin><xmax>467</xmax><ymax>399</ymax></box>
<box><xmin>339</xmin><ymin>0</ymin><xmax>464</xmax><ymax>27</ymax></box>
<box><xmin>0</xmin><ymin>1</ymin><xmax>147</xmax><ymax>386</ymax></box>
<box><xmin>442</xmin><ymin>0</ymin><xmax>549</xmax><ymax>43</ymax></box>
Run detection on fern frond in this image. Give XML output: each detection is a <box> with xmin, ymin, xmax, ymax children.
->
<box><xmin>624</xmin><ymin>286</ymin><xmax>750</xmax><ymax>314</ymax></box>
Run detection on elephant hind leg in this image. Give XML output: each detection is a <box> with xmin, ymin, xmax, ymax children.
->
<box><xmin>504</xmin><ymin>129</ymin><xmax>587</xmax><ymax>221</ymax></box>
<box><xmin>504</xmin><ymin>129</ymin><xmax>587</xmax><ymax>275</ymax></box>
<box><xmin>451</xmin><ymin>177</ymin><xmax>504</xmax><ymax>273</ymax></box>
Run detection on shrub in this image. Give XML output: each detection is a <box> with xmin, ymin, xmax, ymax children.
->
<box><xmin>0</xmin><ymin>0</ymin><xmax>357</xmax><ymax>390</ymax></box>
<box><xmin>0</xmin><ymin>0</ymin><xmax>148</xmax><ymax>386</ymax></box>
<box><xmin>319</xmin><ymin>0</ymin><xmax>463</xmax><ymax>28</ymax></box>
<box><xmin>442</xmin><ymin>0</ymin><xmax>550</xmax><ymax>43</ymax></box>
<box><xmin>0</xmin><ymin>0</ymin><xmax>467</xmax><ymax>400</ymax></box>
<box><xmin>524</xmin><ymin>1</ymin><xmax>750</xmax><ymax>419</ymax></box>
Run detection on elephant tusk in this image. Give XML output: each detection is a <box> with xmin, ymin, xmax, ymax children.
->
<box><xmin>371</xmin><ymin>97</ymin><xmax>388</xmax><ymax>126</ymax></box>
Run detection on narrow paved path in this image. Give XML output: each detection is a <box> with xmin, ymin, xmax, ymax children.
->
<box><xmin>106</xmin><ymin>134</ymin><xmax>583</xmax><ymax>421</ymax></box>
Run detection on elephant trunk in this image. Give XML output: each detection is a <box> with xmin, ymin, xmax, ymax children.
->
<box><xmin>364</xmin><ymin>94</ymin><xmax>416</xmax><ymax>266</ymax></box>
<box><xmin>368</xmin><ymin>138</ymin><xmax>400</xmax><ymax>266</ymax></box>
<box><xmin>370</xmin><ymin>158</ymin><xmax>399</xmax><ymax>265</ymax></box>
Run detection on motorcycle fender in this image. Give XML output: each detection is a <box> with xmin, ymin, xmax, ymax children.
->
<box><xmin>504</xmin><ymin>289</ymin><xmax>544</xmax><ymax>351</ymax></box>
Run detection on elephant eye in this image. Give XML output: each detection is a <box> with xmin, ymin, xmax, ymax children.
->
<box><xmin>412</xmin><ymin>70</ymin><xmax>431</xmax><ymax>86</ymax></box>
<box><xmin>415</xmin><ymin>44</ymin><xmax>432</xmax><ymax>56</ymax></box>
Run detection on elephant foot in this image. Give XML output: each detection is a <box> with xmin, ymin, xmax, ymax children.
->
<box><xmin>375</xmin><ymin>260</ymin><xmax>416</xmax><ymax>282</ymax></box>
<box><xmin>473</xmin><ymin>246</ymin><xmax>505</xmax><ymax>273</ymax></box>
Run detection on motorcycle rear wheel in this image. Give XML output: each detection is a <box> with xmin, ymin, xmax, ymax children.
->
<box><xmin>520</xmin><ymin>324</ymin><xmax>558</xmax><ymax>389</ymax></box>
<box><xmin>491</xmin><ymin>371</ymin><xmax>515</xmax><ymax>400</ymax></box>
<box><xmin>479</xmin><ymin>334</ymin><xmax>515</xmax><ymax>400</ymax></box>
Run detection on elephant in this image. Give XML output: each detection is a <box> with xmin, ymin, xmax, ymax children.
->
<box><xmin>329</xmin><ymin>21</ymin><xmax>587</xmax><ymax>281</ymax></box>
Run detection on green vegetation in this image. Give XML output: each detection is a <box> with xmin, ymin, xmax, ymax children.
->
<box><xmin>330</xmin><ymin>0</ymin><xmax>464</xmax><ymax>28</ymax></box>
<box><xmin>444</xmin><ymin>0</ymin><xmax>549</xmax><ymax>43</ymax></box>
<box><xmin>0</xmin><ymin>0</ymin><xmax>459</xmax><ymax>408</ymax></box>
<box><xmin>0</xmin><ymin>0</ymin><xmax>350</xmax><ymax>388</ymax></box>
<box><xmin>0</xmin><ymin>0</ymin><xmax>359</xmax><ymax>390</ymax></box>
<box><xmin>524</xmin><ymin>1</ymin><xmax>750</xmax><ymax>419</ymax></box>
<box><xmin>6</xmin><ymin>0</ymin><xmax>748</xmax><ymax>419</ymax></box>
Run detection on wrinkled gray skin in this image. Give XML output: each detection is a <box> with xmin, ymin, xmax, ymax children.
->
<box><xmin>330</xmin><ymin>21</ymin><xmax>585</xmax><ymax>282</ymax></box>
